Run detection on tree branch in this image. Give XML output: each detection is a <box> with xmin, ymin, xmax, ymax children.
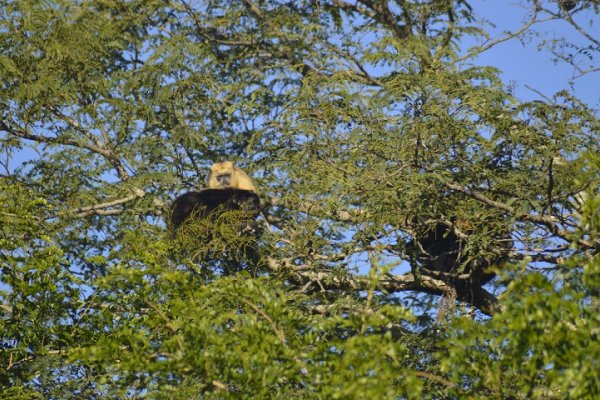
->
<box><xmin>358</xmin><ymin>0</ymin><xmax>411</xmax><ymax>39</ymax></box>
<box><xmin>71</xmin><ymin>189</ymin><xmax>146</xmax><ymax>218</ymax></box>
<box><xmin>266</xmin><ymin>257</ymin><xmax>502</xmax><ymax>316</ymax></box>
<box><xmin>562</xmin><ymin>9</ymin><xmax>600</xmax><ymax>47</ymax></box>
<box><xmin>458</xmin><ymin>11</ymin><xmax>550</xmax><ymax>62</ymax></box>
<box><xmin>443</xmin><ymin>181</ymin><xmax>598</xmax><ymax>249</ymax></box>
<box><xmin>1</xmin><ymin>120</ymin><xmax>130</xmax><ymax>181</ymax></box>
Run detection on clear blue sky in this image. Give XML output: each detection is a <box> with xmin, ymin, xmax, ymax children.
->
<box><xmin>469</xmin><ymin>0</ymin><xmax>598</xmax><ymax>108</ymax></box>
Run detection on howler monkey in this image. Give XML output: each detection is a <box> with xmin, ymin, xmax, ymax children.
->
<box><xmin>169</xmin><ymin>162</ymin><xmax>261</xmax><ymax>272</ymax></box>
<box><xmin>208</xmin><ymin>161</ymin><xmax>258</xmax><ymax>193</ymax></box>
<box><xmin>408</xmin><ymin>218</ymin><xmax>512</xmax><ymax>296</ymax></box>
<box><xmin>170</xmin><ymin>162</ymin><xmax>260</xmax><ymax>231</ymax></box>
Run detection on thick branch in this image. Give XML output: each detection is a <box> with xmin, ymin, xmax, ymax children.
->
<box><xmin>359</xmin><ymin>0</ymin><xmax>410</xmax><ymax>39</ymax></box>
<box><xmin>266</xmin><ymin>257</ymin><xmax>502</xmax><ymax>316</ymax></box>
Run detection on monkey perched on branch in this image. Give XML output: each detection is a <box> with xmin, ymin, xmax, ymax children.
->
<box><xmin>407</xmin><ymin>217</ymin><xmax>512</xmax><ymax>301</ymax></box>
<box><xmin>169</xmin><ymin>162</ymin><xmax>261</xmax><ymax>272</ymax></box>
<box><xmin>170</xmin><ymin>162</ymin><xmax>260</xmax><ymax>231</ymax></box>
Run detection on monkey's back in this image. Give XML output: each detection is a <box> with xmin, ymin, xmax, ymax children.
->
<box><xmin>170</xmin><ymin>188</ymin><xmax>260</xmax><ymax>229</ymax></box>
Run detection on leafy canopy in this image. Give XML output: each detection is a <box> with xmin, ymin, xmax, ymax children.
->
<box><xmin>1</xmin><ymin>0</ymin><xmax>599</xmax><ymax>398</ymax></box>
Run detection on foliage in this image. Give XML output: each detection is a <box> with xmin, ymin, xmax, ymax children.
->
<box><xmin>1</xmin><ymin>0</ymin><xmax>598</xmax><ymax>398</ymax></box>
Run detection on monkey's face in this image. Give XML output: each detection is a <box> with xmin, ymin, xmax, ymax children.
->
<box><xmin>215</xmin><ymin>172</ymin><xmax>231</xmax><ymax>186</ymax></box>
<box><xmin>209</xmin><ymin>161</ymin><xmax>235</xmax><ymax>188</ymax></box>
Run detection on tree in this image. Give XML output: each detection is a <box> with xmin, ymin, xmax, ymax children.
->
<box><xmin>1</xmin><ymin>0</ymin><xmax>598</xmax><ymax>398</ymax></box>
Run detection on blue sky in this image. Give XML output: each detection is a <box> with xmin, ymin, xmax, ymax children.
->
<box><xmin>469</xmin><ymin>0</ymin><xmax>598</xmax><ymax>108</ymax></box>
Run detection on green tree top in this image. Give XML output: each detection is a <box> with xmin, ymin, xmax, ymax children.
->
<box><xmin>1</xmin><ymin>0</ymin><xmax>598</xmax><ymax>398</ymax></box>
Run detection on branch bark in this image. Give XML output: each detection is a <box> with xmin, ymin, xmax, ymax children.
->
<box><xmin>266</xmin><ymin>257</ymin><xmax>503</xmax><ymax>316</ymax></box>
<box><xmin>71</xmin><ymin>189</ymin><xmax>146</xmax><ymax>218</ymax></box>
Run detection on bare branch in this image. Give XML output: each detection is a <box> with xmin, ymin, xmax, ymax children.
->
<box><xmin>6</xmin><ymin>349</ymin><xmax>65</xmax><ymax>371</ymax></box>
<box><xmin>1</xmin><ymin>120</ymin><xmax>110</xmax><ymax>158</ymax></box>
<box><xmin>72</xmin><ymin>189</ymin><xmax>145</xmax><ymax>218</ymax></box>
<box><xmin>458</xmin><ymin>12</ymin><xmax>551</xmax><ymax>62</ymax></box>
<box><xmin>562</xmin><ymin>10</ymin><xmax>600</xmax><ymax>47</ymax></box>
<box><xmin>572</xmin><ymin>66</ymin><xmax>600</xmax><ymax>79</ymax></box>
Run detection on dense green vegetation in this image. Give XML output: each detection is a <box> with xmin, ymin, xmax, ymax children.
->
<box><xmin>1</xmin><ymin>0</ymin><xmax>598</xmax><ymax>398</ymax></box>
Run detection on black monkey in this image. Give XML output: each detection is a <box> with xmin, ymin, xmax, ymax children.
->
<box><xmin>408</xmin><ymin>219</ymin><xmax>512</xmax><ymax>294</ymax></box>
<box><xmin>169</xmin><ymin>163</ymin><xmax>261</xmax><ymax>272</ymax></box>
<box><xmin>170</xmin><ymin>188</ymin><xmax>260</xmax><ymax>232</ymax></box>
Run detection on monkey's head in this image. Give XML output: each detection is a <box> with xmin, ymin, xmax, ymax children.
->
<box><xmin>209</xmin><ymin>161</ymin><xmax>236</xmax><ymax>188</ymax></box>
<box><xmin>208</xmin><ymin>161</ymin><xmax>258</xmax><ymax>193</ymax></box>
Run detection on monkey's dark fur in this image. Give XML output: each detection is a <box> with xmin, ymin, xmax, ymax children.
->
<box><xmin>408</xmin><ymin>221</ymin><xmax>511</xmax><ymax>305</ymax></box>
<box><xmin>170</xmin><ymin>188</ymin><xmax>260</xmax><ymax>231</ymax></box>
<box><xmin>413</xmin><ymin>223</ymin><xmax>495</xmax><ymax>286</ymax></box>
